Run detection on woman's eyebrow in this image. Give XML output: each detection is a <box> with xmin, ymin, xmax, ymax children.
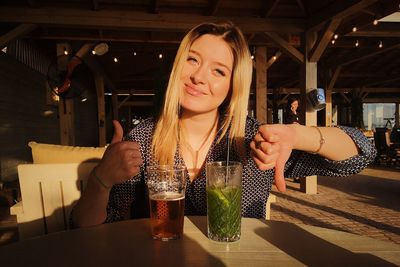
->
<box><xmin>188</xmin><ymin>49</ymin><xmax>232</xmax><ymax>73</ymax></box>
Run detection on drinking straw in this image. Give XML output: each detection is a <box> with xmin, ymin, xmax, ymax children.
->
<box><xmin>225</xmin><ymin>131</ymin><xmax>230</xmax><ymax>185</ymax></box>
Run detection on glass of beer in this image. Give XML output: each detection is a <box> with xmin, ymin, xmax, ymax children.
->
<box><xmin>206</xmin><ymin>161</ymin><xmax>243</xmax><ymax>242</ymax></box>
<box><xmin>146</xmin><ymin>165</ymin><xmax>186</xmax><ymax>241</ymax></box>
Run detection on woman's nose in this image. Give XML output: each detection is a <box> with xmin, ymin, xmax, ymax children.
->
<box><xmin>190</xmin><ymin>66</ymin><xmax>207</xmax><ymax>84</ymax></box>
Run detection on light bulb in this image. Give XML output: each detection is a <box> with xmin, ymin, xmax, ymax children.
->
<box><xmin>158</xmin><ymin>53</ymin><xmax>163</xmax><ymax>59</ymax></box>
<box><xmin>334</xmin><ymin>34</ymin><xmax>339</xmax><ymax>39</ymax></box>
<box><xmin>251</xmin><ymin>55</ymin><xmax>254</xmax><ymax>60</ymax></box>
<box><xmin>114</xmin><ymin>57</ymin><xmax>118</xmax><ymax>62</ymax></box>
<box><xmin>379</xmin><ymin>41</ymin><xmax>383</xmax><ymax>48</ymax></box>
<box><xmin>63</xmin><ymin>49</ymin><xmax>68</xmax><ymax>55</ymax></box>
<box><xmin>373</xmin><ymin>19</ymin><xmax>378</xmax><ymax>25</ymax></box>
<box><xmin>331</xmin><ymin>39</ymin><xmax>336</xmax><ymax>45</ymax></box>
<box><xmin>133</xmin><ymin>51</ymin><xmax>137</xmax><ymax>56</ymax></box>
<box><xmin>355</xmin><ymin>40</ymin><xmax>359</xmax><ymax>47</ymax></box>
<box><xmin>352</xmin><ymin>26</ymin><xmax>357</xmax><ymax>32</ymax></box>
<box><xmin>272</xmin><ymin>56</ymin><xmax>277</xmax><ymax>60</ymax></box>
<box><xmin>92</xmin><ymin>50</ymin><xmax>96</xmax><ymax>55</ymax></box>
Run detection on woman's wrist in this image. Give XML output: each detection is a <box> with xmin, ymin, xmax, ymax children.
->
<box><xmin>90</xmin><ymin>167</ymin><xmax>112</xmax><ymax>192</ymax></box>
<box><xmin>290</xmin><ymin>124</ymin><xmax>321</xmax><ymax>153</ymax></box>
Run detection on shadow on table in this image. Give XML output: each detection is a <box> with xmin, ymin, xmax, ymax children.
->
<box><xmin>187</xmin><ymin>216</ymin><xmax>208</xmax><ymax>236</ymax></box>
<box><xmin>255</xmin><ymin>220</ymin><xmax>398</xmax><ymax>267</ymax></box>
<box><xmin>0</xmin><ymin>218</ymin><xmax>227</xmax><ymax>267</ymax></box>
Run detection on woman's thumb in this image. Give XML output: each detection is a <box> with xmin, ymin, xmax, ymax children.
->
<box><xmin>274</xmin><ymin>160</ymin><xmax>286</xmax><ymax>192</ymax></box>
<box><xmin>111</xmin><ymin>120</ymin><xmax>124</xmax><ymax>144</ymax></box>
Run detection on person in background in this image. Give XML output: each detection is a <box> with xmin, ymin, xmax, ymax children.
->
<box><xmin>285</xmin><ymin>97</ymin><xmax>300</xmax><ymax>124</ymax></box>
<box><xmin>71</xmin><ymin>21</ymin><xmax>376</xmax><ymax>227</ymax></box>
<box><xmin>284</xmin><ymin>96</ymin><xmax>301</xmax><ymax>182</ymax></box>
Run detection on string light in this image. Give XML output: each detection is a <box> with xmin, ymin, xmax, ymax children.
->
<box><xmin>251</xmin><ymin>55</ymin><xmax>254</xmax><ymax>60</ymax></box>
<box><xmin>133</xmin><ymin>51</ymin><xmax>137</xmax><ymax>56</ymax></box>
<box><xmin>355</xmin><ymin>40</ymin><xmax>359</xmax><ymax>47</ymax></box>
<box><xmin>113</xmin><ymin>57</ymin><xmax>118</xmax><ymax>62</ymax></box>
<box><xmin>331</xmin><ymin>39</ymin><xmax>336</xmax><ymax>45</ymax></box>
<box><xmin>272</xmin><ymin>55</ymin><xmax>277</xmax><ymax>60</ymax></box>
<box><xmin>334</xmin><ymin>34</ymin><xmax>339</xmax><ymax>39</ymax></box>
<box><xmin>158</xmin><ymin>53</ymin><xmax>163</xmax><ymax>59</ymax></box>
<box><xmin>352</xmin><ymin>26</ymin><xmax>357</xmax><ymax>32</ymax></box>
<box><xmin>373</xmin><ymin>18</ymin><xmax>379</xmax><ymax>25</ymax></box>
<box><xmin>379</xmin><ymin>40</ymin><xmax>383</xmax><ymax>48</ymax></box>
<box><xmin>63</xmin><ymin>48</ymin><xmax>68</xmax><ymax>55</ymax></box>
<box><xmin>92</xmin><ymin>50</ymin><xmax>96</xmax><ymax>55</ymax></box>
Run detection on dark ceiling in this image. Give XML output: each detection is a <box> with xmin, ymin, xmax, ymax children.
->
<box><xmin>0</xmin><ymin>0</ymin><xmax>399</xmax><ymax>102</ymax></box>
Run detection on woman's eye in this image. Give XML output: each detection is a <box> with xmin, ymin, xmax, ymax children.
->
<box><xmin>215</xmin><ymin>69</ymin><xmax>225</xmax><ymax>77</ymax></box>
<box><xmin>187</xmin><ymin>56</ymin><xmax>198</xmax><ymax>64</ymax></box>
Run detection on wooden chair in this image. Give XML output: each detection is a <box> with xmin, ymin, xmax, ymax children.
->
<box><xmin>265</xmin><ymin>193</ymin><xmax>277</xmax><ymax>220</ymax></box>
<box><xmin>10</xmin><ymin>163</ymin><xmax>96</xmax><ymax>239</ymax></box>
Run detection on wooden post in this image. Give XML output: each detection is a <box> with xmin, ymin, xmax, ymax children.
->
<box><xmin>112</xmin><ymin>93</ymin><xmax>119</xmax><ymax>120</ymax></box>
<box><xmin>299</xmin><ymin>31</ymin><xmax>318</xmax><ymax>194</ymax></box>
<box><xmin>325</xmin><ymin>88</ymin><xmax>332</xmax><ymax>127</ymax></box>
<box><xmin>255</xmin><ymin>46</ymin><xmax>267</xmax><ymax>123</ymax></box>
<box><xmin>95</xmin><ymin>74</ymin><xmax>106</xmax><ymax>147</ymax></box>
<box><xmin>273</xmin><ymin>88</ymin><xmax>279</xmax><ymax>123</ymax></box>
<box><xmin>56</xmin><ymin>43</ymin><xmax>75</xmax><ymax>145</ymax></box>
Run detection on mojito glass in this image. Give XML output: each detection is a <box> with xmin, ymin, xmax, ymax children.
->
<box><xmin>206</xmin><ymin>161</ymin><xmax>243</xmax><ymax>242</ymax></box>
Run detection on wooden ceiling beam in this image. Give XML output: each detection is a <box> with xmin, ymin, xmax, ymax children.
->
<box><xmin>0</xmin><ymin>7</ymin><xmax>305</xmax><ymax>33</ymax></box>
<box><xmin>309</xmin><ymin>18</ymin><xmax>341</xmax><ymax>62</ymax></box>
<box><xmin>262</xmin><ymin>0</ymin><xmax>281</xmax><ymax>18</ymax></box>
<box><xmin>259</xmin><ymin>87</ymin><xmax>400</xmax><ymax>94</ymax></box>
<box><xmin>347</xmin><ymin>23</ymin><xmax>400</xmax><ymax>37</ymax></box>
<box><xmin>363</xmin><ymin>76</ymin><xmax>400</xmax><ymax>87</ymax></box>
<box><xmin>327</xmin><ymin>66</ymin><xmax>342</xmax><ymax>92</ymax></box>
<box><xmin>307</xmin><ymin>0</ymin><xmax>380</xmax><ymax>31</ymax></box>
<box><xmin>334</xmin><ymin>41</ymin><xmax>400</xmax><ymax>67</ymax></box>
<box><xmin>0</xmin><ymin>23</ymin><xmax>37</xmax><ymax>49</ymax></box>
<box><xmin>363</xmin><ymin>98</ymin><xmax>400</xmax><ymax>103</ymax></box>
<box><xmin>205</xmin><ymin>0</ymin><xmax>222</xmax><ymax>16</ymax></box>
<box><xmin>264</xmin><ymin>32</ymin><xmax>304</xmax><ymax>63</ymax></box>
<box><xmin>295</xmin><ymin>0</ymin><xmax>307</xmax><ymax>16</ymax></box>
<box><xmin>266</xmin><ymin>51</ymin><xmax>282</xmax><ymax>70</ymax></box>
<box><xmin>333</xmin><ymin>87</ymin><xmax>400</xmax><ymax>93</ymax></box>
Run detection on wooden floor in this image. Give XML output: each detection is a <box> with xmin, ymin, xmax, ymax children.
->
<box><xmin>271</xmin><ymin>165</ymin><xmax>400</xmax><ymax>245</ymax></box>
<box><xmin>0</xmin><ymin>165</ymin><xmax>399</xmax><ymax>247</ymax></box>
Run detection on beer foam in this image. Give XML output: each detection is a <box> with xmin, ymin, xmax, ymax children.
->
<box><xmin>150</xmin><ymin>191</ymin><xmax>185</xmax><ymax>201</ymax></box>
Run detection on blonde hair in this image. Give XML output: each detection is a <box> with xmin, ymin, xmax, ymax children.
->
<box><xmin>152</xmin><ymin>22</ymin><xmax>253</xmax><ymax>165</ymax></box>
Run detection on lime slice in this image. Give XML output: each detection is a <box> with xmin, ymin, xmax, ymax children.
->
<box><xmin>208</xmin><ymin>187</ymin><xmax>229</xmax><ymax>208</ymax></box>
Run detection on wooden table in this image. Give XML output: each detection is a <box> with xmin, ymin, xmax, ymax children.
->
<box><xmin>0</xmin><ymin>216</ymin><xmax>399</xmax><ymax>266</ymax></box>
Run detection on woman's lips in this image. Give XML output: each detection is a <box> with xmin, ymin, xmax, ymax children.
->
<box><xmin>185</xmin><ymin>84</ymin><xmax>205</xmax><ymax>96</ymax></box>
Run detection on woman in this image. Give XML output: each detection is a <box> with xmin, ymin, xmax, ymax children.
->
<box><xmin>285</xmin><ymin>97</ymin><xmax>300</xmax><ymax>124</ymax></box>
<box><xmin>72</xmin><ymin>22</ymin><xmax>376</xmax><ymax>227</ymax></box>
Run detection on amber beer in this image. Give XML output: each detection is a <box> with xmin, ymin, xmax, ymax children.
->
<box><xmin>149</xmin><ymin>192</ymin><xmax>185</xmax><ymax>241</ymax></box>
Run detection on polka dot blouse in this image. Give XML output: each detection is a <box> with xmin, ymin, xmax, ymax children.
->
<box><xmin>105</xmin><ymin>117</ymin><xmax>376</xmax><ymax>222</ymax></box>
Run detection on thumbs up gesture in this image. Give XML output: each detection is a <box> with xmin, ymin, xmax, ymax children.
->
<box><xmin>95</xmin><ymin>120</ymin><xmax>143</xmax><ymax>187</ymax></box>
<box><xmin>250</xmin><ymin>124</ymin><xmax>297</xmax><ymax>192</ymax></box>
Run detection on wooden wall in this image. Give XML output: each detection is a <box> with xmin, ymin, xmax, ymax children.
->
<box><xmin>0</xmin><ymin>51</ymin><xmax>103</xmax><ymax>181</ymax></box>
<box><xmin>0</xmin><ymin>52</ymin><xmax>59</xmax><ymax>181</ymax></box>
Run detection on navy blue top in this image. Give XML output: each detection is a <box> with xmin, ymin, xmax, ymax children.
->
<box><xmin>105</xmin><ymin>117</ymin><xmax>376</xmax><ymax>222</ymax></box>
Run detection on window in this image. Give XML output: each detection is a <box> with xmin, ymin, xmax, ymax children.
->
<box><xmin>363</xmin><ymin>103</ymin><xmax>396</xmax><ymax>130</ymax></box>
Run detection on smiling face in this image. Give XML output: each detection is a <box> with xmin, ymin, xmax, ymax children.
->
<box><xmin>179</xmin><ymin>34</ymin><xmax>234</xmax><ymax>116</ymax></box>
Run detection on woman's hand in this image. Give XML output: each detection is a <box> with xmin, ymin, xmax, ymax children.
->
<box><xmin>250</xmin><ymin>124</ymin><xmax>297</xmax><ymax>192</ymax></box>
<box><xmin>95</xmin><ymin>120</ymin><xmax>143</xmax><ymax>187</ymax></box>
